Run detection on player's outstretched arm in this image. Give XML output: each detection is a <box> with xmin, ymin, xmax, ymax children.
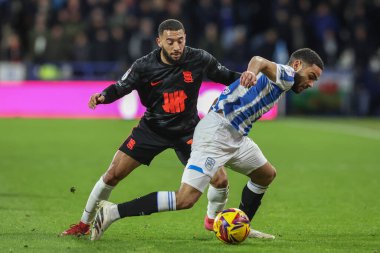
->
<box><xmin>88</xmin><ymin>93</ymin><xmax>105</xmax><ymax>109</ymax></box>
<box><xmin>241</xmin><ymin>56</ymin><xmax>277</xmax><ymax>88</ymax></box>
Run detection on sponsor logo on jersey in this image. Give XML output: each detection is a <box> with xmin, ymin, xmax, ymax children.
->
<box><xmin>162</xmin><ymin>90</ymin><xmax>188</xmax><ymax>113</ymax></box>
<box><xmin>183</xmin><ymin>71</ymin><xmax>193</xmax><ymax>83</ymax></box>
<box><xmin>205</xmin><ymin>157</ymin><xmax>216</xmax><ymax>171</ymax></box>
<box><xmin>126</xmin><ymin>138</ymin><xmax>136</xmax><ymax>150</ymax></box>
<box><xmin>150</xmin><ymin>80</ymin><xmax>163</xmax><ymax>86</ymax></box>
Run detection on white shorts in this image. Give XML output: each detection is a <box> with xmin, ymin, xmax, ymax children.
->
<box><xmin>181</xmin><ymin>111</ymin><xmax>267</xmax><ymax>192</ymax></box>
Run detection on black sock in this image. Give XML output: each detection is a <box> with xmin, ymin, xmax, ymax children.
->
<box><xmin>239</xmin><ymin>185</ymin><xmax>265</xmax><ymax>220</ymax></box>
<box><xmin>117</xmin><ymin>192</ymin><xmax>158</xmax><ymax>218</ymax></box>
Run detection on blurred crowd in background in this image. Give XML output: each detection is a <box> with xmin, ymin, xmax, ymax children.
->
<box><xmin>0</xmin><ymin>0</ymin><xmax>380</xmax><ymax>116</ymax></box>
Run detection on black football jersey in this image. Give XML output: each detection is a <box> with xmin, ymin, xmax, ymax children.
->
<box><xmin>101</xmin><ymin>47</ymin><xmax>240</xmax><ymax>137</ymax></box>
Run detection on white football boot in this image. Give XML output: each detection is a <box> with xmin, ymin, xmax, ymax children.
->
<box><xmin>91</xmin><ymin>200</ymin><xmax>117</xmax><ymax>241</ymax></box>
<box><xmin>248</xmin><ymin>228</ymin><xmax>275</xmax><ymax>239</ymax></box>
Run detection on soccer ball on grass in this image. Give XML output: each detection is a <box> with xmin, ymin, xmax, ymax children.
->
<box><xmin>213</xmin><ymin>208</ymin><xmax>250</xmax><ymax>244</ymax></box>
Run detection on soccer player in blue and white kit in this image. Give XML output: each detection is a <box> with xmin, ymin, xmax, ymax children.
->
<box><xmin>90</xmin><ymin>48</ymin><xmax>324</xmax><ymax>241</ymax></box>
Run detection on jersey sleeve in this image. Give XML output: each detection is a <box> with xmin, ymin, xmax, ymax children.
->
<box><xmin>100</xmin><ymin>63</ymin><xmax>140</xmax><ymax>104</ymax></box>
<box><xmin>202</xmin><ymin>50</ymin><xmax>240</xmax><ymax>85</ymax></box>
<box><xmin>275</xmin><ymin>64</ymin><xmax>295</xmax><ymax>90</ymax></box>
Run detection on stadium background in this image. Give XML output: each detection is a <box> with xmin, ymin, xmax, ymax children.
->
<box><xmin>1</xmin><ymin>0</ymin><xmax>380</xmax><ymax>116</ymax></box>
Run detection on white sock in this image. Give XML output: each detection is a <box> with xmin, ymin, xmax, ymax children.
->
<box><xmin>80</xmin><ymin>176</ymin><xmax>114</xmax><ymax>224</ymax></box>
<box><xmin>108</xmin><ymin>203</ymin><xmax>121</xmax><ymax>221</ymax></box>
<box><xmin>206</xmin><ymin>185</ymin><xmax>229</xmax><ymax>219</ymax></box>
<box><xmin>157</xmin><ymin>191</ymin><xmax>176</xmax><ymax>212</ymax></box>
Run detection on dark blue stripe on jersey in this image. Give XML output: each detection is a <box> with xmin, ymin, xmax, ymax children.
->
<box><xmin>214</xmin><ymin>79</ymin><xmax>240</xmax><ymax>112</ymax></box>
<box><xmin>280</xmin><ymin>68</ymin><xmax>294</xmax><ymax>82</ymax></box>
<box><xmin>187</xmin><ymin>165</ymin><xmax>204</xmax><ymax>174</ymax></box>
<box><xmin>230</xmin><ymin>83</ymin><xmax>283</xmax><ymax>134</ymax></box>
<box><xmin>229</xmin><ymin>78</ymin><xmax>241</xmax><ymax>89</ymax></box>
<box><xmin>213</xmin><ymin>78</ymin><xmax>240</xmax><ymax>112</ymax></box>
<box><xmin>223</xmin><ymin>75</ymin><xmax>268</xmax><ymax>116</ymax></box>
<box><xmin>243</xmin><ymin>124</ymin><xmax>253</xmax><ymax>136</ymax></box>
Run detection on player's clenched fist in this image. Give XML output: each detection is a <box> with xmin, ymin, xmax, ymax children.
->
<box><xmin>240</xmin><ymin>71</ymin><xmax>257</xmax><ymax>88</ymax></box>
<box><xmin>88</xmin><ymin>93</ymin><xmax>105</xmax><ymax>109</ymax></box>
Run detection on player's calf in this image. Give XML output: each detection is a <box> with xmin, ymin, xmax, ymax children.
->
<box><xmin>175</xmin><ymin>184</ymin><xmax>202</xmax><ymax>210</ymax></box>
<box><xmin>102</xmin><ymin>151</ymin><xmax>141</xmax><ymax>186</ymax></box>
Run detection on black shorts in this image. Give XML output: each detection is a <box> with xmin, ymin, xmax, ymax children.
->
<box><xmin>119</xmin><ymin>119</ymin><xmax>193</xmax><ymax>166</ymax></box>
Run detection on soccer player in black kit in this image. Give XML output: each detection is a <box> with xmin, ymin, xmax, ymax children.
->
<box><xmin>61</xmin><ymin>19</ymin><xmax>240</xmax><ymax>236</ymax></box>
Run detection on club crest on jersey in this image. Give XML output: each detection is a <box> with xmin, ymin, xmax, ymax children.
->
<box><xmin>222</xmin><ymin>87</ymin><xmax>230</xmax><ymax>95</ymax></box>
<box><xmin>205</xmin><ymin>157</ymin><xmax>216</xmax><ymax>171</ymax></box>
<box><xmin>126</xmin><ymin>138</ymin><xmax>136</xmax><ymax>150</ymax></box>
<box><xmin>183</xmin><ymin>71</ymin><xmax>193</xmax><ymax>83</ymax></box>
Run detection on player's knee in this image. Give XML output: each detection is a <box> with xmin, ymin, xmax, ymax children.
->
<box><xmin>266</xmin><ymin>165</ymin><xmax>277</xmax><ymax>184</ymax></box>
<box><xmin>249</xmin><ymin>163</ymin><xmax>277</xmax><ymax>186</ymax></box>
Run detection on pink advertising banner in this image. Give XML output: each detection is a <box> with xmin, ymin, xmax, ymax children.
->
<box><xmin>0</xmin><ymin>81</ymin><xmax>277</xmax><ymax>120</ymax></box>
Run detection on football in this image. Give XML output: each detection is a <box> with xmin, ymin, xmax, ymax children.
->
<box><xmin>213</xmin><ymin>208</ymin><xmax>251</xmax><ymax>244</ymax></box>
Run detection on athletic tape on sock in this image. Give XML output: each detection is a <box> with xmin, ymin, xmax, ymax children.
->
<box><xmin>247</xmin><ymin>180</ymin><xmax>267</xmax><ymax>194</ymax></box>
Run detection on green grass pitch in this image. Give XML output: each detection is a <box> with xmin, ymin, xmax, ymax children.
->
<box><xmin>0</xmin><ymin>117</ymin><xmax>379</xmax><ymax>253</ymax></box>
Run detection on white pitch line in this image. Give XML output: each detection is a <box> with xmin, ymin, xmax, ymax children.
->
<box><xmin>283</xmin><ymin>119</ymin><xmax>380</xmax><ymax>141</ymax></box>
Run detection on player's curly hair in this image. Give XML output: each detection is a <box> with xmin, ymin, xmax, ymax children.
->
<box><xmin>158</xmin><ymin>19</ymin><xmax>185</xmax><ymax>36</ymax></box>
<box><xmin>288</xmin><ymin>48</ymin><xmax>324</xmax><ymax>70</ymax></box>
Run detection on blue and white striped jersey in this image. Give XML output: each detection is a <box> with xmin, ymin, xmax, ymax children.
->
<box><xmin>211</xmin><ymin>64</ymin><xmax>295</xmax><ymax>136</ymax></box>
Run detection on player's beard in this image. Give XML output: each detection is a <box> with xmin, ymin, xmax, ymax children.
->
<box><xmin>291</xmin><ymin>73</ymin><xmax>303</xmax><ymax>93</ymax></box>
<box><xmin>161</xmin><ymin>47</ymin><xmax>185</xmax><ymax>65</ymax></box>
